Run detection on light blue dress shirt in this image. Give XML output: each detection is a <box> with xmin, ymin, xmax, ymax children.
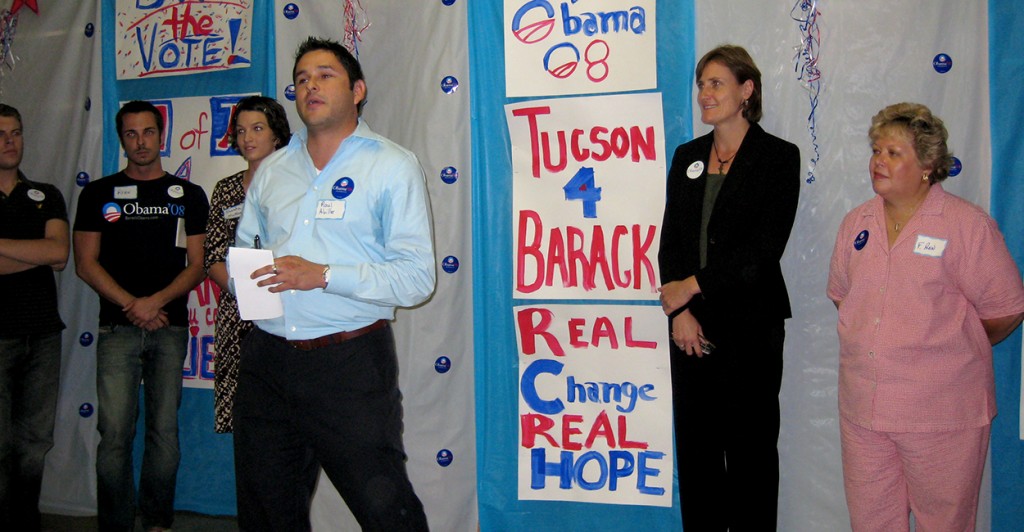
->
<box><xmin>236</xmin><ymin>120</ymin><xmax>436</xmax><ymax>339</ymax></box>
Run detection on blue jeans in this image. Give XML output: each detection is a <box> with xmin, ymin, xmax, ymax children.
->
<box><xmin>0</xmin><ymin>331</ymin><xmax>61</xmax><ymax>531</ymax></box>
<box><xmin>95</xmin><ymin>325</ymin><xmax>186</xmax><ymax>531</ymax></box>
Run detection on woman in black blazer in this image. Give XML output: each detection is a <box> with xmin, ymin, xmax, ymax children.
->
<box><xmin>658</xmin><ymin>45</ymin><xmax>800</xmax><ymax>531</ymax></box>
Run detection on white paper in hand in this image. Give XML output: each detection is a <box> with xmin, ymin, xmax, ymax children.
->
<box><xmin>227</xmin><ymin>247</ymin><xmax>283</xmax><ymax>320</ymax></box>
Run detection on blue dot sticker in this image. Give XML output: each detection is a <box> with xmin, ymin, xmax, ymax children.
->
<box><xmin>85</xmin><ymin>23</ymin><xmax>95</xmax><ymax>38</ymax></box>
<box><xmin>932</xmin><ymin>53</ymin><xmax>952</xmax><ymax>74</ymax></box>
<box><xmin>79</xmin><ymin>403</ymin><xmax>94</xmax><ymax>418</ymax></box>
<box><xmin>441</xmin><ymin>255</ymin><xmax>460</xmax><ymax>274</ymax></box>
<box><xmin>440</xmin><ymin>166</ymin><xmax>459</xmax><ymax>184</ymax></box>
<box><xmin>332</xmin><ymin>177</ymin><xmax>355</xmax><ymax>199</ymax></box>
<box><xmin>949</xmin><ymin>157</ymin><xmax>962</xmax><ymax>177</ymax></box>
<box><xmin>283</xmin><ymin>3</ymin><xmax>300</xmax><ymax>19</ymax></box>
<box><xmin>76</xmin><ymin>171</ymin><xmax>90</xmax><ymax>187</ymax></box>
<box><xmin>79</xmin><ymin>331</ymin><xmax>94</xmax><ymax>346</ymax></box>
<box><xmin>434</xmin><ymin>356</ymin><xmax>452</xmax><ymax>374</ymax></box>
<box><xmin>284</xmin><ymin>84</ymin><xmax>296</xmax><ymax>102</ymax></box>
<box><xmin>442</xmin><ymin>0</ymin><xmax>457</xmax><ymax>6</ymax></box>
<box><xmin>440</xmin><ymin>75</ymin><xmax>459</xmax><ymax>94</ymax></box>
<box><xmin>854</xmin><ymin>230</ymin><xmax>869</xmax><ymax>251</ymax></box>
<box><xmin>436</xmin><ymin>449</ymin><xmax>454</xmax><ymax>467</ymax></box>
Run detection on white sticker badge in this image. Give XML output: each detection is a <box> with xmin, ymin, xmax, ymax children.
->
<box><xmin>686</xmin><ymin>160</ymin><xmax>704</xmax><ymax>179</ymax></box>
<box><xmin>27</xmin><ymin>188</ymin><xmax>45</xmax><ymax>202</ymax></box>
<box><xmin>167</xmin><ymin>184</ymin><xmax>184</xmax><ymax>199</ymax></box>
<box><xmin>223</xmin><ymin>203</ymin><xmax>243</xmax><ymax>220</ymax></box>
<box><xmin>316</xmin><ymin>200</ymin><xmax>346</xmax><ymax>219</ymax></box>
<box><xmin>114</xmin><ymin>185</ymin><xmax>138</xmax><ymax>199</ymax></box>
<box><xmin>913</xmin><ymin>234</ymin><xmax>947</xmax><ymax>258</ymax></box>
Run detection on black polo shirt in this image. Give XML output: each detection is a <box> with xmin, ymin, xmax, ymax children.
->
<box><xmin>0</xmin><ymin>173</ymin><xmax>67</xmax><ymax>336</ymax></box>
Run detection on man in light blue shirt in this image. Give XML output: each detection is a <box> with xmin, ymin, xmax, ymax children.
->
<box><xmin>232</xmin><ymin>36</ymin><xmax>434</xmax><ymax>531</ymax></box>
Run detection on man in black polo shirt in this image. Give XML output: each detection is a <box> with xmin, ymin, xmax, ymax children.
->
<box><xmin>0</xmin><ymin>104</ymin><xmax>70</xmax><ymax>530</ymax></box>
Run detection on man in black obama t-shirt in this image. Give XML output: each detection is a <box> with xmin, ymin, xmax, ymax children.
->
<box><xmin>74</xmin><ymin>100</ymin><xmax>208</xmax><ymax>532</ymax></box>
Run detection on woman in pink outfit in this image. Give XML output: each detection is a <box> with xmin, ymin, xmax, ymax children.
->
<box><xmin>828</xmin><ymin>102</ymin><xmax>1024</xmax><ymax>531</ymax></box>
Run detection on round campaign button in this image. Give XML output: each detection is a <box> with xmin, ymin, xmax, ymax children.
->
<box><xmin>283</xmin><ymin>3</ymin><xmax>300</xmax><ymax>20</ymax></box>
<box><xmin>27</xmin><ymin>189</ymin><xmax>45</xmax><ymax>202</ymax></box>
<box><xmin>440</xmin><ymin>75</ymin><xmax>459</xmax><ymax>94</ymax></box>
<box><xmin>79</xmin><ymin>403</ymin><xmax>94</xmax><ymax>418</ymax></box>
<box><xmin>949</xmin><ymin>157</ymin><xmax>962</xmax><ymax>177</ymax></box>
<box><xmin>436</xmin><ymin>449</ymin><xmax>454</xmax><ymax>467</ymax></box>
<box><xmin>686</xmin><ymin>161</ymin><xmax>704</xmax><ymax>179</ymax></box>
<box><xmin>441</xmin><ymin>255</ymin><xmax>459</xmax><ymax>274</ymax></box>
<box><xmin>284</xmin><ymin>84</ymin><xmax>296</xmax><ymax>101</ymax></box>
<box><xmin>854</xmin><ymin>230</ymin><xmax>869</xmax><ymax>251</ymax></box>
<box><xmin>85</xmin><ymin>23</ymin><xmax>95</xmax><ymax>38</ymax></box>
<box><xmin>79</xmin><ymin>332</ymin><xmax>94</xmax><ymax>346</ymax></box>
<box><xmin>76</xmin><ymin>171</ymin><xmax>90</xmax><ymax>186</ymax></box>
<box><xmin>434</xmin><ymin>356</ymin><xmax>452</xmax><ymax>374</ymax></box>
<box><xmin>932</xmin><ymin>53</ymin><xmax>952</xmax><ymax>74</ymax></box>
<box><xmin>332</xmin><ymin>177</ymin><xmax>354</xmax><ymax>199</ymax></box>
<box><xmin>167</xmin><ymin>184</ymin><xmax>184</xmax><ymax>198</ymax></box>
<box><xmin>440</xmin><ymin>166</ymin><xmax>459</xmax><ymax>184</ymax></box>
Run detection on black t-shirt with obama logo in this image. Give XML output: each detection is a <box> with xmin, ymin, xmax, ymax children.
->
<box><xmin>74</xmin><ymin>171</ymin><xmax>209</xmax><ymax>327</ymax></box>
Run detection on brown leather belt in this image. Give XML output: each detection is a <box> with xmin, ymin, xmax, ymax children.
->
<box><xmin>274</xmin><ymin>319</ymin><xmax>388</xmax><ymax>351</ymax></box>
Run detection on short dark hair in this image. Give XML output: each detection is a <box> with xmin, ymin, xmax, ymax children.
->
<box><xmin>696</xmin><ymin>45</ymin><xmax>763</xmax><ymax>123</ymax></box>
<box><xmin>116</xmin><ymin>100</ymin><xmax>164</xmax><ymax>137</ymax></box>
<box><xmin>229</xmin><ymin>96</ymin><xmax>292</xmax><ymax>153</ymax></box>
<box><xmin>0</xmin><ymin>103</ymin><xmax>23</xmax><ymax>129</ymax></box>
<box><xmin>292</xmin><ymin>36</ymin><xmax>366</xmax><ymax>114</ymax></box>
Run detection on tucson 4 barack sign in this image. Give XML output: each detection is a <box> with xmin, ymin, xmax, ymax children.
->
<box><xmin>505</xmin><ymin>1</ymin><xmax>671</xmax><ymax>508</ymax></box>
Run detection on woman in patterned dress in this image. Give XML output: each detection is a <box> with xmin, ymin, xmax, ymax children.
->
<box><xmin>203</xmin><ymin>96</ymin><xmax>291</xmax><ymax>433</ymax></box>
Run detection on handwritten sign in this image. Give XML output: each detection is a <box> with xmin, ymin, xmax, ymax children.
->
<box><xmin>508</xmin><ymin>92</ymin><xmax>665</xmax><ymax>300</ymax></box>
<box><xmin>504</xmin><ymin>0</ymin><xmax>657</xmax><ymax>97</ymax></box>
<box><xmin>116</xmin><ymin>0</ymin><xmax>253</xmax><ymax>80</ymax></box>
<box><xmin>184</xmin><ymin>278</ymin><xmax>219</xmax><ymax>389</ymax></box>
<box><xmin>516</xmin><ymin>304</ymin><xmax>672</xmax><ymax>506</ymax></box>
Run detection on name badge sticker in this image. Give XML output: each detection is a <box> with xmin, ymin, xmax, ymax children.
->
<box><xmin>316</xmin><ymin>200</ymin><xmax>346</xmax><ymax>219</ymax></box>
<box><xmin>223</xmin><ymin>203</ymin><xmax>243</xmax><ymax>220</ymax></box>
<box><xmin>114</xmin><ymin>185</ymin><xmax>138</xmax><ymax>199</ymax></box>
<box><xmin>913</xmin><ymin>234</ymin><xmax>947</xmax><ymax>258</ymax></box>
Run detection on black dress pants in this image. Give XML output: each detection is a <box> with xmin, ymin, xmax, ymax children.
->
<box><xmin>671</xmin><ymin>317</ymin><xmax>784</xmax><ymax>532</ymax></box>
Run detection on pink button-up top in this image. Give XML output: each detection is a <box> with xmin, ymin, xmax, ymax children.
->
<box><xmin>828</xmin><ymin>184</ymin><xmax>1024</xmax><ymax>432</ymax></box>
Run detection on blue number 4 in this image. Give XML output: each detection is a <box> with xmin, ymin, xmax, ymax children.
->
<box><xmin>563</xmin><ymin>166</ymin><xmax>601</xmax><ymax>218</ymax></box>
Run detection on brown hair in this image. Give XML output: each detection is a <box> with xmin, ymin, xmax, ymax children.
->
<box><xmin>696</xmin><ymin>45</ymin><xmax>762</xmax><ymax>123</ymax></box>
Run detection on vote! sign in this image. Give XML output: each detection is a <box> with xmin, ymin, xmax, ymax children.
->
<box><xmin>115</xmin><ymin>0</ymin><xmax>254</xmax><ymax>79</ymax></box>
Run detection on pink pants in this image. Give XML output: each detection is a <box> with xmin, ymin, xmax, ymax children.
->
<box><xmin>840</xmin><ymin>416</ymin><xmax>989</xmax><ymax>532</ymax></box>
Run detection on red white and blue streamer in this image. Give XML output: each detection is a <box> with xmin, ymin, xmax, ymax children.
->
<box><xmin>791</xmin><ymin>0</ymin><xmax>822</xmax><ymax>184</ymax></box>
<box><xmin>342</xmin><ymin>0</ymin><xmax>369</xmax><ymax>58</ymax></box>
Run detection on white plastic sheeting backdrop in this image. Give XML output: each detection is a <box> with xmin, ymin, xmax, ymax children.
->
<box><xmin>691</xmin><ymin>1</ymin><xmax>992</xmax><ymax>530</ymax></box>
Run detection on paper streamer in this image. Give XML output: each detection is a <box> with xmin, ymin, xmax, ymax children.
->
<box><xmin>343</xmin><ymin>0</ymin><xmax>370</xmax><ymax>57</ymax></box>
<box><xmin>791</xmin><ymin>0</ymin><xmax>822</xmax><ymax>184</ymax></box>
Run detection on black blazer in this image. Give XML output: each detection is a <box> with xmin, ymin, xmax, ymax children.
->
<box><xmin>658</xmin><ymin>123</ymin><xmax>800</xmax><ymax>326</ymax></box>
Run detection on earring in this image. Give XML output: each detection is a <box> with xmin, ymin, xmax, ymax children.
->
<box><xmin>922</xmin><ymin>172</ymin><xmax>929</xmax><ymax>181</ymax></box>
